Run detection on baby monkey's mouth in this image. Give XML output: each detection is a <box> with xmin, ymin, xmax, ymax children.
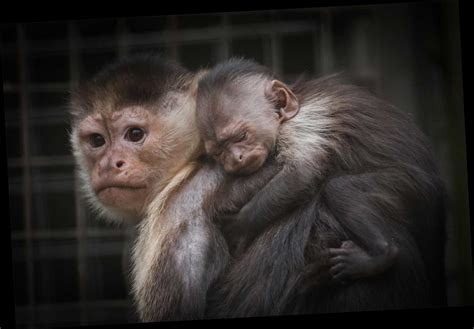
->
<box><xmin>227</xmin><ymin>156</ymin><xmax>267</xmax><ymax>176</ymax></box>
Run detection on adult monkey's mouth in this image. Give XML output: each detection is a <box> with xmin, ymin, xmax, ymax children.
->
<box><xmin>95</xmin><ymin>184</ymin><xmax>147</xmax><ymax>194</ymax></box>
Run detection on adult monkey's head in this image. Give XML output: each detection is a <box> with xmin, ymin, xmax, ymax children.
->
<box><xmin>70</xmin><ymin>55</ymin><xmax>203</xmax><ymax>224</ymax></box>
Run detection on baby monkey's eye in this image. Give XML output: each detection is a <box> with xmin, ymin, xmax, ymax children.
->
<box><xmin>90</xmin><ymin>134</ymin><xmax>105</xmax><ymax>148</ymax></box>
<box><xmin>237</xmin><ymin>132</ymin><xmax>247</xmax><ymax>142</ymax></box>
<box><xmin>126</xmin><ymin>127</ymin><xmax>145</xmax><ymax>142</ymax></box>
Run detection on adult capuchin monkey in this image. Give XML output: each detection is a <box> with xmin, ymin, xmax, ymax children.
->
<box><xmin>70</xmin><ymin>55</ymin><xmax>310</xmax><ymax>320</ymax></box>
<box><xmin>70</xmin><ymin>54</ymin><xmax>446</xmax><ymax>321</ymax></box>
<box><xmin>195</xmin><ymin>58</ymin><xmax>447</xmax><ymax>311</ymax></box>
<box><xmin>70</xmin><ymin>55</ymin><xmax>291</xmax><ymax>320</ymax></box>
<box><xmin>69</xmin><ymin>55</ymin><xmax>225</xmax><ymax>321</ymax></box>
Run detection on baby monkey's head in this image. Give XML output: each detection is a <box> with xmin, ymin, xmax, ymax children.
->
<box><xmin>196</xmin><ymin>58</ymin><xmax>299</xmax><ymax>175</ymax></box>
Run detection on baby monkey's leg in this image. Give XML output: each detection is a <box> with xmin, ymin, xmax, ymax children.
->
<box><xmin>329</xmin><ymin>240</ymin><xmax>399</xmax><ymax>282</ymax></box>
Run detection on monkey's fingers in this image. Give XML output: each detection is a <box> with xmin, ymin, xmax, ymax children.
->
<box><xmin>329</xmin><ymin>255</ymin><xmax>346</xmax><ymax>265</ymax></box>
<box><xmin>332</xmin><ymin>271</ymin><xmax>350</xmax><ymax>284</ymax></box>
<box><xmin>341</xmin><ymin>240</ymin><xmax>356</xmax><ymax>249</ymax></box>
<box><xmin>328</xmin><ymin>247</ymin><xmax>350</xmax><ymax>256</ymax></box>
<box><xmin>329</xmin><ymin>263</ymin><xmax>345</xmax><ymax>277</ymax></box>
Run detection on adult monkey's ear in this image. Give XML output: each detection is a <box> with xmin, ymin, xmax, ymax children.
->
<box><xmin>270</xmin><ymin>80</ymin><xmax>299</xmax><ymax>123</ymax></box>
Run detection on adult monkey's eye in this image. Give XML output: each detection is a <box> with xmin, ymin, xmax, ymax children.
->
<box><xmin>126</xmin><ymin>127</ymin><xmax>145</xmax><ymax>142</ymax></box>
<box><xmin>90</xmin><ymin>134</ymin><xmax>105</xmax><ymax>148</ymax></box>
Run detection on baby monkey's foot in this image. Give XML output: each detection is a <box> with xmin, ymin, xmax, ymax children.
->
<box><xmin>328</xmin><ymin>240</ymin><xmax>375</xmax><ymax>283</ymax></box>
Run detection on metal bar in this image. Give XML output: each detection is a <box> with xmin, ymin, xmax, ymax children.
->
<box><xmin>17</xmin><ymin>23</ymin><xmax>36</xmax><ymax>329</ymax></box>
<box><xmin>371</xmin><ymin>6</ymin><xmax>383</xmax><ymax>95</ymax></box>
<box><xmin>14</xmin><ymin>299</ymin><xmax>131</xmax><ymax>326</ymax></box>
<box><xmin>2</xmin><ymin>21</ymin><xmax>318</xmax><ymax>54</ymax></box>
<box><xmin>3</xmin><ymin>82</ymin><xmax>70</xmax><ymax>93</ymax></box>
<box><xmin>5</xmin><ymin>112</ymin><xmax>69</xmax><ymax>127</ymax></box>
<box><xmin>313</xmin><ymin>18</ymin><xmax>320</xmax><ymax>76</ymax></box>
<box><xmin>11</xmin><ymin>229</ymin><xmax>127</xmax><ymax>241</ymax></box>
<box><xmin>270</xmin><ymin>27</ymin><xmax>282</xmax><ymax>77</ymax></box>
<box><xmin>319</xmin><ymin>9</ymin><xmax>334</xmax><ymax>74</ymax></box>
<box><xmin>217</xmin><ymin>14</ymin><xmax>231</xmax><ymax>60</ymax></box>
<box><xmin>261</xmin><ymin>32</ymin><xmax>272</xmax><ymax>67</ymax></box>
<box><xmin>8</xmin><ymin>156</ymin><xmax>75</xmax><ymax>168</ymax></box>
<box><xmin>117</xmin><ymin>18</ymin><xmax>130</xmax><ymax>59</ymax></box>
<box><xmin>15</xmin><ymin>299</ymin><xmax>130</xmax><ymax>311</ymax></box>
<box><xmin>167</xmin><ymin>15</ymin><xmax>179</xmax><ymax>60</ymax></box>
<box><xmin>12</xmin><ymin>238</ymin><xmax>125</xmax><ymax>260</ymax></box>
<box><xmin>68</xmin><ymin>20</ymin><xmax>89</xmax><ymax>325</ymax></box>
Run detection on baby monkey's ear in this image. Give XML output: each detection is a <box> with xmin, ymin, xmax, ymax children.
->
<box><xmin>269</xmin><ymin>80</ymin><xmax>299</xmax><ymax>123</ymax></box>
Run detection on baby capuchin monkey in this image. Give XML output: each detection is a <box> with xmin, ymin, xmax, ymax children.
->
<box><xmin>196</xmin><ymin>58</ymin><xmax>444</xmax><ymax>282</ymax></box>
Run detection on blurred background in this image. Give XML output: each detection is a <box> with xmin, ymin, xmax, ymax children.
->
<box><xmin>1</xmin><ymin>1</ymin><xmax>472</xmax><ymax>328</ymax></box>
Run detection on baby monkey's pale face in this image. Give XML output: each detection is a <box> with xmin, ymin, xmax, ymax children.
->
<box><xmin>198</xmin><ymin>78</ymin><xmax>300</xmax><ymax>176</ymax></box>
<box><xmin>203</xmin><ymin>101</ymin><xmax>279</xmax><ymax>176</ymax></box>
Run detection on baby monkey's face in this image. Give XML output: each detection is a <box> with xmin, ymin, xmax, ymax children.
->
<box><xmin>197</xmin><ymin>77</ymin><xmax>300</xmax><ymax>176</ymax></box>
<box><xmin>203</xmin><ymin>114</ymin><xmax>278</xmax><ymax>175</ymax></box>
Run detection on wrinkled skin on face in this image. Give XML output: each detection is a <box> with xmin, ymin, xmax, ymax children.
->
<box><xmin>203</xmin><ymin>114</ymin><xmax>277</xmax><ymax>175</ymax></box>
<box><xmin>198</xmin><ymin>79</ymin><xmax>299</xmax><ymax>176</ymax></box>
<box><xmin>76</xmin><ymin>106</ymin><xmax>179</xmax><ymax>220</ymax></box>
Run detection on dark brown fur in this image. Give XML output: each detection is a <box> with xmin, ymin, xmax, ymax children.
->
<box><xmin>195</xmin><ymin>58</ymin><xmax>447</xmax><ymax>317</ymax></box>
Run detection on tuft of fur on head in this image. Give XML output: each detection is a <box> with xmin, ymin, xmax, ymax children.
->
<box><xmin>196</xmin><ymin>57</ymin><xmax>274</xmax><ymax>103</ymax></box>
<box><xmin>198</xmin><ymin>57</ymin><xmax>274</xmax><ymax>89</ymax></box>
<box><xmin>196</xmin><ymin>58</ymin><xmax>275</xmax><ymax>129</ymax></box>
<box><xmin>69</xmin><ymin>53</ymin><xmax>194</xmax><ymax>125</ymax></box>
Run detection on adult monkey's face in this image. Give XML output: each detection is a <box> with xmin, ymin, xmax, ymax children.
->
<box><xmin>75</xmin><ymin>107</ymin><xmax>163</xmax><ymax>221</ymax></box>
<box><xmin>70</xmin><ymin>55</ymin><xmax>202</xmax><ymax>224</ymax></box>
